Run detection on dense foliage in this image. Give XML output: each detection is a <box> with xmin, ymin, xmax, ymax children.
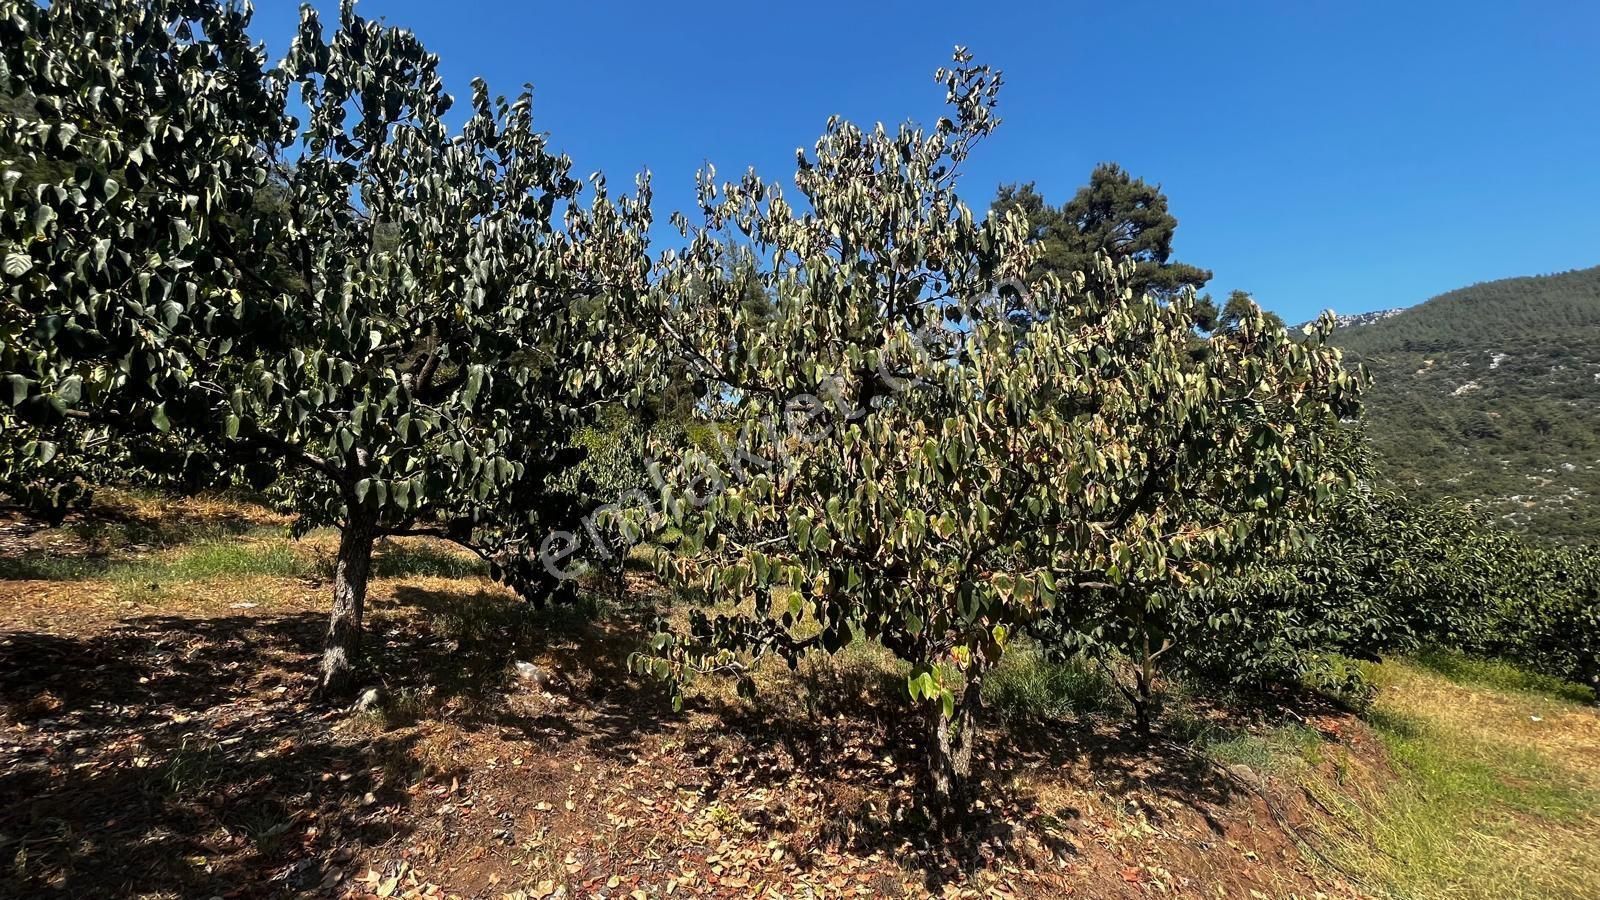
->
<box><xmin>0</xmin><ymin>0</ymin><xmax>652</xmax><ymax>693</ymax></box>
<box><xmin>553</xmin><ymin>404</ymin><xmax>654</xmax><ymax>601</ymax></box>
<box><xmin>1347</xmin><ymin>493</ymin><xmax>1599</xmax><ymax>694</ymax></box>
<box><xmin>1190</xmin><ymin>462</ymin><xmax>1600</xmax><ymax>701</ymax></box>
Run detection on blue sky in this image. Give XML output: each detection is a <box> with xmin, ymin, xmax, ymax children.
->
<box><xmin>250</xmin><ymin>0</ymin><xmax>1600</xmax><ymax>323</ymax></box>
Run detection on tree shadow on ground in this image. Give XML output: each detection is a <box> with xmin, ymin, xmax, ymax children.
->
<box><xmin>0</xmin><ymin>616</ymin><xmax>457</xmax><ymax>899</ymax></box>
<box><xmin>61</xmin><ymin>497</ymin><xmax>268</xmax><ymax>551</ymax></box>
<box><xmin>1005</xmin><ymin>720</ymin><xmax>1246</xmax><ymax>835</ymax></box>
<box><xmin>662</xmin><ymin>658</ymin><xmax>1249</xmax><ymax>894</ymax></box>
<box><xmin>0</xmin><ymin>587</ymin><xmax>1279</xmax><ymax>898</ymax></box>
<box><xmin>372</xmin><ymin>583</ymin><xmax>676</xmax><ymax>762</ymax></box>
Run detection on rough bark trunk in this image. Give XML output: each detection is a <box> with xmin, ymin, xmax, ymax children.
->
<box><xmin>1132</xmin><ymin>678</ymin><xmax>1153</xmax><ymax>736</ymax></box>
<box><xmin>319</xmin><ymin>511</ymin><xmax>376</xmax><ymax>698</ymax></box>
<box><xmin>928</xmin><ymin>674</ymin><xmax>985</xmax><ymax>811</ymax></box>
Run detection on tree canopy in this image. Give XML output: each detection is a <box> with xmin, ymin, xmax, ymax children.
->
<box><xmin>0</xmin><ymin>0</ymin><xmax>653</xmax><ymax>693</ymax></box>
<box><xmin>990</xmin><ymin>164</ymin><xmax>1211</xmax><ymax>301</ymax></box>
<box><xmin>632</xmin><ymin>53</ymin><xmax>1361</xmax><ymax>802</ymax></box>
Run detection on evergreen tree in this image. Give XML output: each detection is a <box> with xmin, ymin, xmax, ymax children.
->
<box><xmin>991</xmin><ymin>164</ymin><xmax>1211</xmax><ymax>301</ymax></box>
<box><xmin>1215</xmin><ymin>289</ymin><xmax>1285</xmax><ymax>333</ymax></box>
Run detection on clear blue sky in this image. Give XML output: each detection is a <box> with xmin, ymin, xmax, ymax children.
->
<box><xmin>251</xmin><ymin>0</ymin><xmax>1600</xmax><ymax>323</ymax></box>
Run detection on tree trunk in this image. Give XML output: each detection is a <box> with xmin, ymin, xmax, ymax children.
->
<box><xmin>319</xmin><ymin>511</ymin><xmax>376</xmax><ymax>698</ymax></box>
<box><xmin>1132</xmin><ymin>678</ymin><xmax>1152</xmax><ymax>736</ymax></box>
<box><xmin>1133</xmin><ymin>626</ymin><xmax>1156</xmax><ymax>736</ymax></box>
<box><xmin>928</xmin><ymin>674</ymin><xmax>984</xmax><ymax>812</ymax></box>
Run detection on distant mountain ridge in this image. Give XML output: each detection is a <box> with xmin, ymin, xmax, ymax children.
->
<box><xmin>1329</xmin><ymin>308</ymin><xmax>1404</xmax><ymax>329</ymax></box>
<box><xmin>1329</xmin><ymin>265</ymin><xmax>1600</xmax><ymax>544</ymax></box>
<box><xmin>1294</xmin><ymin>308</ymin><xmax>1403</xmax><ymax>332</ymax></box>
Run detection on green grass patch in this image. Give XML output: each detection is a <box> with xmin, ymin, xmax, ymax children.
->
<box><xmin>148</xmin><ymin>738</ymin><xmax>229</xmax><ymax>799</ymax></box>
<box><xmin>1406</xmin><ymin>648</ymin><xmax>1596</xmax><ymax>705</ymax></box>
<box><xmin>1199</xmin><ymin>722</ymin><xmax>1325</xmax><ymax>775</ymax></box>
<box><xmin>3</xmin><ymin>534</ymin><xmax>491</xmax><ymax>586</ymax></box>
<box><xmin>371</xmin><ymin>540</ymin><xmax>487</xmax><ymax>580</ymax></box>
<box><xmin>68</xmin><ymin>518</ymin><xmax>251</xmax><ymax>553</ymax></box>
<box><xmin>121</xmin><ymin>541</ymin><xmax>317</xmax><ymax>582</ymax></box>
<box><xmin>1</xmin><ymin>539</ymin><xmax>314</xmax><ymax>583</ymax></box>
<box><xmin>1</xmin><ymin>518</ymin><xmax>297</xmax><ymax>582</ymax></box>
<box><xmin>0</xmin><ymin>553</ymin><xmax>116</xmax><ymax>580</ymax></box>
<box><xmin>982</xmin><ymin>641</ymin><xmax>1122</xmax><ymax>723</ymax></box>
<box><xmin>100</xmin><ymin>541</ymin><xmax>323</xmax><ymax>601</ymax></box>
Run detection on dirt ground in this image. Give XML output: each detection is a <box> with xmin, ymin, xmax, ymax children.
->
<box><xmin>0</xmin><ymin>496</ymin><xmax>1374</xmax><ymax>899</ymax></box>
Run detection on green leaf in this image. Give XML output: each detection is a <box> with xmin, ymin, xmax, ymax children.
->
<box><xmin>31</xmin><ymin>205</ymin><xmax>55</xmax><ymax>237</ymax></box>
<box><xmin>4</xmin><ymin>375</ymin><xmax>31</xmax><ymax>407</ymax></box>
<box><xmin>53</xmin><ymin>375</ymin><xmax>81</xmax><ymax>406</ymax></box>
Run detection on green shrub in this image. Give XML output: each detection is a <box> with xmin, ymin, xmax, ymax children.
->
<box><xmin>1300</xmin><ymin>653</ymin><xmax>1378</xmax><ymax>709</ymax></box>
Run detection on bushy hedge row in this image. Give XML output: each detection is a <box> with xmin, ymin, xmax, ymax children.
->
<box><xmin>1169</xmin><ymin>483</ymin><xmax>1599</xmax><ymax>702</ymax></box>
<box><xmin>1392</xmin><ymin>510</ymin><xmax>1599</xmax><ymax>695</ymax></box>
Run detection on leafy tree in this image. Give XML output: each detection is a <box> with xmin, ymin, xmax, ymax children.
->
<box><xmin>1</xmin><ymin>0</ymin><xmax>289</xmax><ymax>470</ymax></box>
<box><xmin>0</xmin><ymin>0</ymin><xmax>651</xmax><ymax>695</ymax></box>
<box><xmin>645</xmin><ymin>238</ymin><xmax>773</xmax><ymax>428</ymax></box>
<box><xmin>1024</xmin><ymin>308</ymin><xmax>1362</xmax><ymax>732</ymax></box>
<box><xmin>1222</xmin><ymin>454</ymin><xmax>1600</xmax><ymax>703</ymax></box>
<box><xmin>1498</xmin><ymin>543</ymin><xmax>1599</xmax><ymax>696</ymax></box>
<box><xmin>1213</xmin><ymin>289</ymin><xmax>1284</xmax><ymax>334</ymax></box>
<box><xmin>556</xmin><ymin>404</ymin><xmax>653</xmax><ymax>602</ymax></box>
<box><xmin>990</xmin><ymin>164</ymin><xmax>1211</xmax><ymax>301</ymax></box>
<box><xmin>0</xmin><ymin>412</ymin><xmax>96</xmax><ymax>522</ymax></box>
<box><xmin>1359</xmin><ymin>496</ymin><xmax>1599</xmax><ymax>695</ymax></box>
<box><xmin>634</xmin><ymin>52</ymin><xmax>1359</xmax><ymax>805</ymax></box>
<box><xmin>1154</xmin><ymin>436</ymin><xmax>1404</xmax><ymax>704</ymax></box>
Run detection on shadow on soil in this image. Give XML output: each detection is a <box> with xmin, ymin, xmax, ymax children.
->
<box><xmin>375</xmin><ymin>584</ymin><xmax>677</xmax><ymax>760</ymax></box>
<box><xmin>0</xmin><ymin>582</ymin><xmax>680</xmax><ymax>898</ymax></box>
<box><xmin>0</xmin><ymin>613</ymin><xmax>443</xmax><ymax>899</ymax></box>
<box><xmin>0</xmin><ymin>581</ymin><xmax>1256</xmax><ymax>897</ymax></box>
<box><xmin>673</xmin><ymin>657</ymin><xmax>1250</xmax><ymax>893</ymax></box>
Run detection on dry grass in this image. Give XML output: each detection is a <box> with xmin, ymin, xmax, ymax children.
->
<box><xmin>1309</xmin><ymin>659</ymin><xmax>1600</xmax><ymax>900</ymax></box>
<box><xmin>1384</xmin><ymin>662</ymin><xmax>1600</xmax><ymax>787</ymax></box>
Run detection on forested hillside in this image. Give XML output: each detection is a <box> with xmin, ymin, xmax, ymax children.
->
<box><xmin>1335</xmin><ymin>266</ymin><xmax>1600</xmax><ymax>543</ymax></box>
